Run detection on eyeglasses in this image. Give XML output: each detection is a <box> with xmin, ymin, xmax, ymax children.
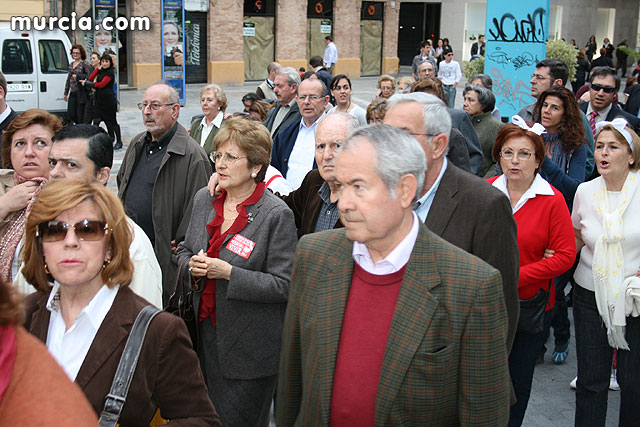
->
<box><xmin>36</xmin><ymin>220</ymin><xmax>109</xmax><ymax>242</ymax></box>
<box><xmin>71</xmin><ymin>51</ymin><xmax>81</xmax><ymax>55</ymax></box>
<box><xmin>137</xmin><ymin>103</ymin><xmax>175</xmax><ymax>111</ymax></box>
<box><xmin>296</xmin><ymin>95</ymin><xmax>322</xmax><ymax>101</ymax></box>
<box><xmin>591</xmin><ymin>83</ymin><xmax>616</xmax><ymax>93</ymax></box>
<box><xmin>200</xmin><ymin>97</ymin><xmax>217</xmax><ymax>104</ymax></box>
<box><xmin>500</xmin><ymin>149</ymin><xmax>533</xmax><ymax>160</ymax></box>
<box><xmin>531</xmin><ymin>74</ymin><xmax>552</xmax><ymax>81</ymax></box>
<box><xmin>211</xmin><ymin>152</ymin><xmax>246</xmax><ymax>164</ymax></box>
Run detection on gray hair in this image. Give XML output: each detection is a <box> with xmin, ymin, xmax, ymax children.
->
<box><xmin>147</xmin><ymin>81</ymin><xmax>180</xmax><ymax>104</ymax></box>
<box><xmin>341</xmin><ymin>124</ymin><xmax>426</xmax><ymax>202</ymax></box>
<box><xmin>276</xmin><ymin>66</ymin><xmax>301</xmax><ymax>86</ymax></box>
<box><xmin>315</xmin><ymin>111</ymin><xmax>359</xmax><ymax>139</ymax></box>
<box><xmin>463</xmin><ymin>85</ymin><xmax>495</xmax><ymax>112</ymax></box>
<box><xmin>419</xmin><ymin>58</ymin><xmax>438</xmax><ymax>75</ymax></box>
<box><xmin>387</xmin><ymin>92</ymin><xmax>451</xmax><ymax>140</ymax></box>
<box><xmin>471</xmin><ymin>73</ymin><xmax>493</xmax><ymax>89</ymax></box>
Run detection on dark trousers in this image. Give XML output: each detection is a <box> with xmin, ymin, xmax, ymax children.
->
<box><xmin>508</xmin><ymin>309</ymin><xmax>553</xmax><ymax>427</ymax></box>
<box><xmin>93</xmin><ymin>115</ymin><xmax>122</xmax><ymax>145</ymax></box>
<box><xmin>67</xmin><ymin>91</ymin><xmax>85</xmax><ymax>124</ymax></box>
<box><xmin>197</xmin><ymin>320</ymin><xmax>277</xmax><ymax>427</ymax></box>
<box><xmin>574</xmin><ymin>285</ymin><xmax>640</xmax><ymax>427</ymax></box>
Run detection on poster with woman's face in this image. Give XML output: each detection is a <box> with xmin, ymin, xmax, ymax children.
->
<box><xmin>94</xmin><ymin>4</ymin><xmax>117</xmax><ymax>56</ymax></box>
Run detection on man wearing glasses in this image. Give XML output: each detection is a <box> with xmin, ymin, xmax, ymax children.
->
<box><xmin>117</xmin><ymin>82</ymin><xmax>211</xmax><ymax>305</ymax></box>
<box><xmin>518</xmin><ymin>58</ymin><xmax>596</xmax><ymax>178</ymax></box>
<box><xmin>271</xmin><ymin>78</ymin><xmax>329</xmax><ymax>189</ymax></box>
<box><xmin>579</xmin><ymin>66</ymin><xmax>640</xmax><ymax>139</ymax></box>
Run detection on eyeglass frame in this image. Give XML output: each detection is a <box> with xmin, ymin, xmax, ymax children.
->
<box><xmin>137</xmin><ymin>102</ymin><xmax>176</xmax><ymax>111</ymax></box>
<box><xmin>36</xmin><ymin>219</ymin><xmax>110</xmax><ymax>242</ymax></box>
<box><xmin>499</xmin><ymin>149</ymin><xmax>534</xmax><ymax>161</ymax></box>
<box><xmin>211</xmin><ymin>151</ymin><xmax>247</xmax><ymax>164</ymax></box>
<box><xmin>296</xmin><ymin>94</ymin><xmax>323</xmax><ymax>101</ymax></box>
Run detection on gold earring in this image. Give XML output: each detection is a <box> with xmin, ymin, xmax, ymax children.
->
<box><xmin>44</xmin><ymin>263</ymin><xmax>50</xmax><ymax>274</ymax></box>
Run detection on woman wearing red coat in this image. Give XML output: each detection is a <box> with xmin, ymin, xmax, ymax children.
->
<box><xmin>488</xmin><ymin>116</ymin><xmax>576</xmax><ymax>427</ymax></box>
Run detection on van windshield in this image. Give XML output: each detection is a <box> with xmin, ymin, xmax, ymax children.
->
<box><xmin>2</xmin><ymin>39</ymin><xmax>33</xmax><ymax>74</ymax></box>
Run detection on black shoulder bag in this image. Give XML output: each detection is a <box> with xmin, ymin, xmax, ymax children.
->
<box><xmin>98</xmin><ymin>305</ymin><xmax>162</xmax><ymax>427</ymax></box>
<box><xmin>517</xmin><ymin>280</ymin><xmax>552</xmax><ymax>335</ymax></box>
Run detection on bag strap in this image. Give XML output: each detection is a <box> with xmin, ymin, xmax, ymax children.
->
<box><xmin>98</xmin><ymin>305</ymin><xmax>162</xmax><ymax>427</ymax></box>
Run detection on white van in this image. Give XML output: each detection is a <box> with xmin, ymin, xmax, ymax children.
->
<box><xmin>0</xmin><ymin>22</ymin><xmax>72</xmax><ymax>113</ymax></box>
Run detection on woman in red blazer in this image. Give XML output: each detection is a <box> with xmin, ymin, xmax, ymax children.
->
<box><xmin>487</xmin><ymin>118</ymin><xmax>576</xmax><ymax>427</ymax></box>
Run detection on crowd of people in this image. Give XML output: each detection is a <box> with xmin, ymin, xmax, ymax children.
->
<box><xmin>1</xmin><ymin>34</ymin><xmax>640</xmax><ymax>427</ymax></box>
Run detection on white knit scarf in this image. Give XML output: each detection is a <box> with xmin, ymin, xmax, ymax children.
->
<box><xmin>592</xmin><ymin>170</ymin><xmax>639</xmax><ymax>349</ymax></box>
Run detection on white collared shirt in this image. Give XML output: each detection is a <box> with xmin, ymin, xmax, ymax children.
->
<box><xmin>46</xmin><ymin>281</ymin><xmax>119</xmax><ymax>381</ymax></box>
<box><xmin>414</xmin><ymin>157</ymin><xmax>448</xmax><ymax>222</ymax></box>
<box><xmin>0</xmin><ymin>105</ymin><xmax>12</xmax><ymax>124</ymax></box>
<box><xmin>352</xmin><ymin>212</ymin><xmax>420</xmax><ymax>275</ymax></box>
<box><xmin>198</xmin><ymin>111</ymin><xmax>224</xmax><ymax>146</ymax></box>
<box><xmin>286</xmin><ymin>114</ymin><xmax>325</xmax><ymax>189</ymax></box>
<box><xmin>491</xmin><ymin>173</ymin><xmax>554</xmax><ymax>213</ymax></box>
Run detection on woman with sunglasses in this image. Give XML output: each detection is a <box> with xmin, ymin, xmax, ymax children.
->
<box><xmin>328</xmin><ymin>74</ymin><xmax>367</xmax><ymax>126</ymax></box>
<box><xmin>21</xmin><ymin>179</ymin><xmax>220</xmax><ymax>425</ymax></box>
<box><xmin>81</xmin><ymin>53</ymin><xmax>122</xmax><ymax>150</ymax></box>
<box><xmin>189</xmin><ymin>84</ymin><xmax>228</xmax><ymax>166</ymax></box>
<box><xmin>63</xmin><ymin>44</ymin><xmax>91</xmax><ymax>124</ymax></box>
<box><xmin>572</xmin><ymin>119</ymin><xmax>640</xmax><ymax>426</ymax></box>
<box><xmin>176</xmin><ymin>118</ymin><xmax>297</xmax><ymax>427</ymax></box>
<box><xmin>0</xmin><ymin>109</ymin><xmax>62</xmax><ymax>285</ymax></box>
<box><xmin>488</xmin><ymin>117</ymin><xmax>576</xmax><ymax>427</ymax></box>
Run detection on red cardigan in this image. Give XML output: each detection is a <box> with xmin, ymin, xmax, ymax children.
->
<box><xmin>488</xmin><ymin>176</ymin><xmax>576</xmax><ymax>307</ymax></box>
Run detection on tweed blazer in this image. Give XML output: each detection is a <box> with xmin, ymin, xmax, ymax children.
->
<box><xmin>23</xmin><ymin>286</ymin><xmax>220</xmax><ymax>426</ymax></box>
<box><xmin>277</xmin><ymin>225</ymin><xmax>511</xmax><ymax>426</ymax></box>
<box><xmin>175</xmin><ymin>186</ymin><xmax>298</xmax><ymax>380</ymax></box>
<box><xmin>280</xmin><ymin>169</ymin><xmax>343</xmax><ymax>236</ymax></box>
<box><xmin>427</xmin><ymin>162</ymin><xmax>520</xmax><ymax>351</ymax></box>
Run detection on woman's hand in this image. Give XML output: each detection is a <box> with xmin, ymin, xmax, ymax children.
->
<box><xmin>173</xmin><ymin>51</ymin><xmax>184</xmax><ymax>66</ymax></box>
<box><xmin>79</xmin><ymin>80</ymin><xmax>85</xmax><ymax>86</ymax></box>
<box><xmin>0</xmin><ymin>181</ymin><xmax>39</xmax><ymax>218</ymax></box>
<box><xmin>63</xmin><ymin>95</ymin><xmax>68</xmax><ymax>102</ymax></box>
<box><xmin>189</xmin><ymin>250</ymin><xmax>232</xmax><ymax>280</ymax></box>
<box><xmin>543</xmin><ymin>248</ymin><xmax>555</xmax><ymax>259</ymax></box>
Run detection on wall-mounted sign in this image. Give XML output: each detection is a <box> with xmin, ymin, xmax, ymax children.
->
<box><xmin>243</xmin><ymin>22</ymin><xmax>256</xmax><ymax>37</ymax></box>
<box><xmin>320</xmin><ymin>20</ymin><xmax>331</xmax><ymax>34</ymax></box>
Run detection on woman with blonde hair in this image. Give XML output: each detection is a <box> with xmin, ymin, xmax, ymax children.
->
<box><xmin>22</xmin><ymin>179</ymin><xmax>219</xmax><ymax>425</ymax></box>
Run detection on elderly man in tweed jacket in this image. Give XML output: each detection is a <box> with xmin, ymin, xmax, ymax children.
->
<box><xmin>277</xmin><ymin>125</ymin><xmax>511</xmax><ymax>426</ymax></box>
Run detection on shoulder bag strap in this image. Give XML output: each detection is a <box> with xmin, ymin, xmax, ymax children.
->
<box><xmin>98</xmin><ymin>305</ymin><xmax>162</xmax><ymax>427</ymax></box>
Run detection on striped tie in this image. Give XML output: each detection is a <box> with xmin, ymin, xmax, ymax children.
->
<box><xmin>589</xmin><ymin>111</ymin><xmax>598</xmax><ymax>137</ymax></box>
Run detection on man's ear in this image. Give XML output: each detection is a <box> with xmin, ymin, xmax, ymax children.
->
<box><xmin>396</xmin><ymin>173</ymin><xmax>418</xmax><ymax>209</ymax></box>
<box><xmin>430</xmin><ymin>133</ymin><xmax>449</xmax><ymax>160</ymax></box>
<box><xmin>95</xmin><ymin>167</ymin><xmax>111</xmax><ymax>185</ymax></box>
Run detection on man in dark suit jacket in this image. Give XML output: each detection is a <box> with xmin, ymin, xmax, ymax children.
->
<box><xmin>0</xmin><ymin>72</ymin><xmax>19</xmax><ymax>165</ymax></box>
<box><xmin>309</xmin><ymin>55</ymin><xmax>334</xmax><ymax>103</ymax></box>
<box><xmin>277</xmin><ymin>125</ymin><xmax>511</xmax><ymax>426</ymax></box>
<box><xmin>470</xmin><ymin>34</ymin><xmax>485</xmax><ymax>58</ymax></box>
<box><xmin>385</xmin><ymin>92</ymin><xmax>520</xmax><ymax>352</ymax></box>
<box><xmin>580</xmin><ymin>66</ymin><xmax>640</xmax><ymax>135</ymax></box>
<box><xmin>263</xmin><ymin>67</ymin><xmax>302</xmax><ymax>139</ymax></box>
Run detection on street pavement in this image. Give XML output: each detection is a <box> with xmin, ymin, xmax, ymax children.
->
<box><xmin>108</xmin><ymin>68</ymin><xmax>623</xmax><ymax>426</ymax></box>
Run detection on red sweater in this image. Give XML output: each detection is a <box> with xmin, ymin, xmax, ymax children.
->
<box><xmin>488</xmin><ymin>177</ymin><xmax>576</xmax><ymax>308</ymax></box>
<box><xmin>330</xmin><ymin>263</ymin><xmax>405</xmax><ymax>426</ymax></box>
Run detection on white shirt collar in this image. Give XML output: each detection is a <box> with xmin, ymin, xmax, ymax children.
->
<box><xmin>492</xmin><ymin>173</ymin><xmax>554</xmax><ymax>213</ymax></box>
<box><xmin>587</xmin><ymin>102</ymin><xmax>613</xmax><ymax>121</ymax></box>
<box><xmin>46</xmin><ymin>281</ymin><xmax>119</xmax><ymax>330</ymax></box>
<box><xmin>200</xmin><ymin>110</ymin><xmax>224</xmax><ymax>129</ymax></box>
<box><xmin>299</xmin><ymin>111</ymin><xmax>326</xmax><ymax>130</ymax></box>
<box><xmin>352</xmin><ymin>212</ymin><xmax>420</xmax><ymax>275</ymax></box>
<box><xmin>0</xmin><ymin>105</ymin><xmax>11</xmax><ymax>123</ymax></box>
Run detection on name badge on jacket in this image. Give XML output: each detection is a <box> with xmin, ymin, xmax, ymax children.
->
<box><xmin>226</xmin><ymin>234</ymin><xmax>256</xmax><ymax>259</ymax></box>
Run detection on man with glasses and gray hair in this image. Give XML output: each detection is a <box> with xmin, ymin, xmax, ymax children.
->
<box><xmin>383</xmin><ymin>92</ymin><xmax>520</xmax><ymax>353</ymax></box>
<box><xmin>277</xmin><ymin>124</ymin><xmax>511</xmax><ymax>425</ymax></box>
<box><xmin>117</xmin><ymin>82</ymin><xmax>211</xmax><ymax>305</ymax></box>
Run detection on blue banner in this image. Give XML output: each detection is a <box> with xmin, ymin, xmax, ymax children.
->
<box><xmin>162</xmin><ymin>0</ymin><xmax>186</xmax><ymax>105</ymax></box>
<box><xmin>484</xmin><ymin>1</ymin><xmax>550</xmax><ymax>118</ymax></box>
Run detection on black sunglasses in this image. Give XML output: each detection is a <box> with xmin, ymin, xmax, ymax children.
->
<box><xmin>37</xmin><ymin>220</ymin><xmax>109</xmax><ymax>243</ymax></box>
<box><xmin>591</xmin><ymin>83</ymin><xmax>616</xmax><ymax>93</ymax></box>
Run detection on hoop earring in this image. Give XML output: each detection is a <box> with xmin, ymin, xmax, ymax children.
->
<box><xmin>44</xmin><ymin>263</ymin><xmax>50</xmax><ymax>275</ymax></box>
<box><xmin>251</xmin><ymin>172</ymin><xmax>257</xmax><ymax>179</ymax></box>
